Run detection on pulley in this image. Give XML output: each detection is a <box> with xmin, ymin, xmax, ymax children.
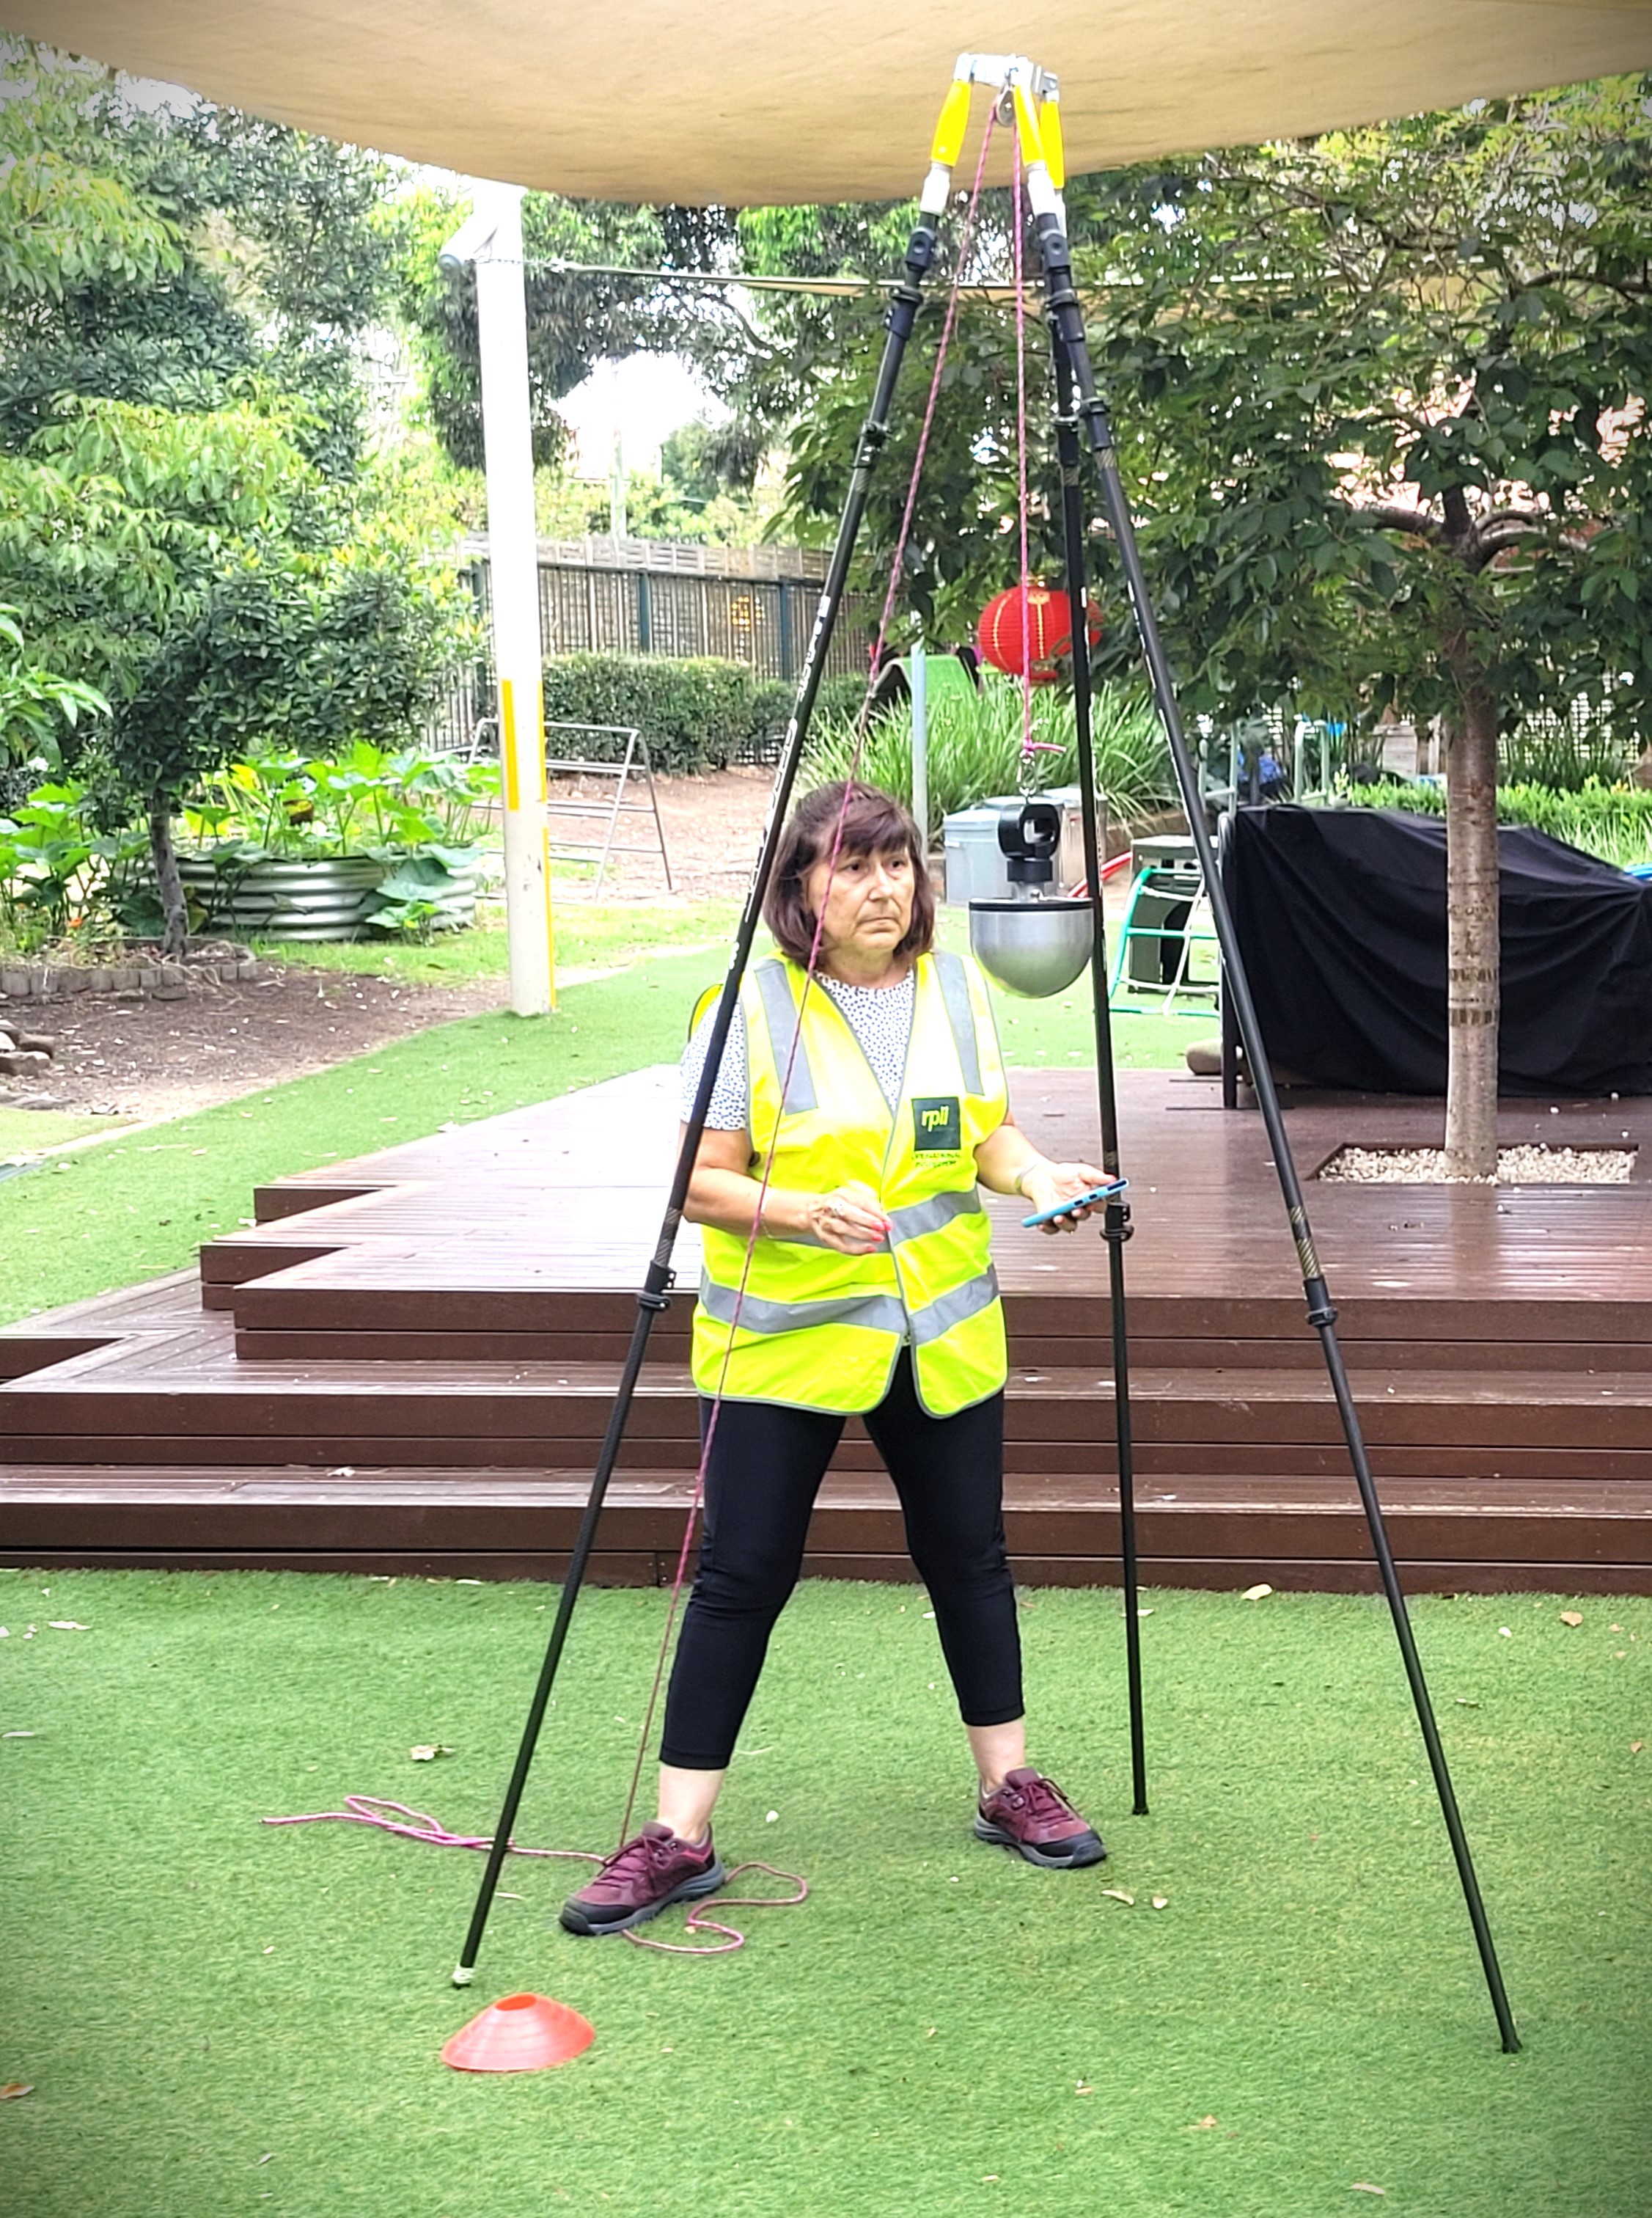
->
<box><xmin>968</xmin><ymin>798</ymin><xmax>1093</xmax><ymax>999</ymax></box>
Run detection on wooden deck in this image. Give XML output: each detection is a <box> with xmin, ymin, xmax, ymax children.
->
<box><xmin>5</xmin><ymin>1066</ymin><xmax>1652</xmax><ymax>1590</ymax></box>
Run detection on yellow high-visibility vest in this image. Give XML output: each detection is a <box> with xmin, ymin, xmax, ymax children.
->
<box><xmin>691</xmin><ymin>950</ymin><xmax>1009</xmax><ymax>1416</ymax></box>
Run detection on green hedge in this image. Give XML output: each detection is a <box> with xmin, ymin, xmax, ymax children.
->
<box><xmin>1343</xmin><ymin>780</ymin><xmax>1652</xmax><ymax>871</ymax></box>
<box><xmin>540</xmin><ymin>656</ymin><xmax>870</xmax><ymax>775</ymax></box>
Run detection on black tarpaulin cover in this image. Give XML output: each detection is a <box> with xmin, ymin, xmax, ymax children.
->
<box><xmin>1225</xmin><ymin>804</ymin><xmax>1652</xmax><ymax>1096</ymax></box>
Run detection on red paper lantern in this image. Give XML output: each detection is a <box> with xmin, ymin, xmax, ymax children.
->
<box><xmin>977</xmin><ymin>582</ymin><xmax>1101</xmax><ymax>685</ymax></box>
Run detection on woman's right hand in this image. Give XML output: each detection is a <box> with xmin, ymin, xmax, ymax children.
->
<box><xmin>802</xmin><ymin>1179</ymin><xmax>890</xmax><ymax>1256</ymax></box>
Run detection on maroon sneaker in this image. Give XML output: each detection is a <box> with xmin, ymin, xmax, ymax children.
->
<box><xmin>559</xmin><ymin>1821</ymin><xmax>726</xmax><ymax>1936</ymax></box>
<box><xmin>974</xmin><ymin>1768</ymin><xmax>1107</xmax><ymax>1869</ymax></box>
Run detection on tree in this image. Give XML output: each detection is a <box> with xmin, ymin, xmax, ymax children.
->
<box><xmin>386</xmin><ymin>187</ymin><xmax>728</xmax><ymax>472</ymax></box>
<box><xmin>1067</xmin><ymin>78</ymin><xmax>1652</xmax><ymax>1173</ymax></box>
<box><xmin>0</xmin><ymin>44</ymin><xmax>468</xmax><ymax>953</ymax></box>
<box><xmin>0</xmin><ymin>45</ymin><xmax>394</xmax><ymax>475</ymax></box>
<box><xmin>105</xmin><ymin>553</ymin><xmax>458</xmax><ymax>949</ymax></box>
<box><xmin>0</xmin><ymin>392</ymin><xmax>460</xmax><ymax>950</ymax></box>
<box><xmin>744</xmin><ymin>81</ymin><xmax>1652</xmax><ymax>1174</ymax></box>
<box><xmin>733</xmin><ymin>197</ymin><xmax>1068</xmax><ymax>632</ymax></box>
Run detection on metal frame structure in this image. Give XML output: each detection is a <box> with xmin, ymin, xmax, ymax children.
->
<box><xmin>543</xmin><ymin>721</ymin><xmax>675</xmax><ymax>896</ymax></box>
<box><xmin>455</xmin><ymin>54</ymin><xmax>1519</xmax><ymax>2053</ymax></box>
<box><xmin>1107</xmin><ymin>841</ymin><xmax>1220</xmax><ymax>1014</ymax></box>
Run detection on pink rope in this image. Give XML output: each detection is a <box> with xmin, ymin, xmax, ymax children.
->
<box><xmin>869</xmin><ymin>110</ymin><xmax>1000</xmax><ymax>692</ymax></box>
<box><xmin>262</xmin><ymin>1797</ymin><xmax>806</xmax><ymax>1956</ymax></box>
<box><xmin>1012</xmin><ymin>139</ymin><xmax>1037</xmax><ymax>777</ymax></box>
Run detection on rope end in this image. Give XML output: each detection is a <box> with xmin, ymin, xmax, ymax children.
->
<box><xmin>451</xmin><ymin>1963</ymin><xmax>475</xmax><ymax>1988</ymax></box>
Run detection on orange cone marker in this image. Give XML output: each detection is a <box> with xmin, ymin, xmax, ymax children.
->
<box><xmin>441</xmin><ymin>1992</ymin><xmax>595</xmax><ymax>2073</ymax></box>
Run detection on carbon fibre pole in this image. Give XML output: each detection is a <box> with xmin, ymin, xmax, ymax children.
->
<box><xmin>452</xmin><ymin>211</ymin><xmax>946</xmax><ymax>1986</ymax></box>
<box><xmin>1030</xmin><ymin>210</ymin><xmax>1519</xmax><ymax>2051</ymax></box>
<box><xmin>1050</xmin><ymin>343</ymin><xmax>1148</xmax><ymax>1818</ymax></box>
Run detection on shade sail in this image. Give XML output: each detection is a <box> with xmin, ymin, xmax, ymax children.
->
<box><xmin>8</xmin><ymin>1</ymin><xmax>1651</xmax><ymax>203</ymax></box>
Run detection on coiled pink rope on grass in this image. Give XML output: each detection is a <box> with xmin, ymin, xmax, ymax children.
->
<box><xmin>263</xmin><ymin>1797</ymin><xmax>807</xmax><ymax>1955</ymax></box>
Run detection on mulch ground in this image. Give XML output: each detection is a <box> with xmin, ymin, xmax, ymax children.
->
<box><xmin>1</xmin><ymin>964</ymin><xmax>502</xmax><ymax>1125</ymax></box>
<box><xmin>543</xmin><ymin>762</ymin><xmax>775</xmax><ymax>898</ymax></box>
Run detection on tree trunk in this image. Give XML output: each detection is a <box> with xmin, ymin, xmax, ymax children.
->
<box><xmin>1442</xmin><ymin>678</ymin><xmax>1500</xmax><ymax>1179</ymax></box>
<box><xmin>148</xmin><ymin>796</ymin><xmax>188</xmax><ymax>959</ymax></box>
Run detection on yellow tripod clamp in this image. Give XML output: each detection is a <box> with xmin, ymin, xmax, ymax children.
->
<box><xmin>919</xmin><ymin>55</ymin><xmax>1068</xmax><ymax>220</ymax></box>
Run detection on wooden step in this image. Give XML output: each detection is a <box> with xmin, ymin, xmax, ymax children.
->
<box><xmin>10</xmin><ymin>1069</ymin><xmax>1652</xmax><ymax>1592</ymax></box>
<box><xmin>4</xmin><ymin>1465</ymin><xmax>1648</xmax><ymax>1589</ymax></box>
<box><xmin>218</xmin><ymin>1245</ymin><xmax>1652</xmax><ymax>1366</ymax></box>
<box><xmin>10</xmin><ymin>1342</ymin><xmax>1652</xmax><ymax>1462</ymax></box>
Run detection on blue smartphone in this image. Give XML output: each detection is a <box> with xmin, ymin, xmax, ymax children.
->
<box><xmin>1021</xmin><ymin>1176</ymin><xmax>1128</xmax><ymax>1228</ymax></box>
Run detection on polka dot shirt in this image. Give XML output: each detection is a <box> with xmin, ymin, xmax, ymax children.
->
<box><xmin>680</xmin><ymin>968</ymin><xmax>917</xmax><ymax>1130</ymax></box>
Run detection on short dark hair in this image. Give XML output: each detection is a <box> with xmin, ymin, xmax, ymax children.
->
<box><xmin>764</xmin><ymin>780</ymin><xmax>935</xmax><ymax>967</ymax></box>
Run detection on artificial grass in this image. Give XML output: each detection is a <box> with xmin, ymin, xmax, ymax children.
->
<box><xmin>1</xmin><ymin>1570</ymin><xmax>1647</xmax><ymax>2218</ymax></box>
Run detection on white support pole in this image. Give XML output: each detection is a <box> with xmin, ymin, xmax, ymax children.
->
<box><xmin>910</xmin><ymin>643</ymin><xmax>929</xmax><ymax>856</ymax></box>
<box><xmin>609</xmin><ymin>425</ymin><xmax>628</xmax><ymax>541</ymax></box>
<box><xmin>466</xmin><ymin>180</ymin><xmax>555</xmax><ymax>1015</ymax></box>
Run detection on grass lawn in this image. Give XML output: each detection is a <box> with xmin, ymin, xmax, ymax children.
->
<box><xmin>1</xmin><ymin>1568</ymin><xmax>1646</xmax><ymax>2217</ymax></box>
<box><xmin>252</xmin><ymin>896</ymin><xmax>744</xmax><ymax>987</ymax></box>
<box><xmin>0</xmin><ymin>927</ymin><xmax>1200</xmax><ymax>1328</ymax></box>
<box><xmin>0</xmin><ymin>1107</ymin><xmax>129</xmax><ymax>1162</ymax></box>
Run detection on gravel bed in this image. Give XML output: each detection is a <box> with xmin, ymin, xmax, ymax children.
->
<box><xmin>1318</xmin><ymin>1142</ymin><xmax>1635</xmax><ymax>1185</ymax></box>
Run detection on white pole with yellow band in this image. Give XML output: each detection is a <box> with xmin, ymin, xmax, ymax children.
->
<box><xmin>446</xmin><ymin>179</ymin><xmax>557</xmax><ymax>1016</ymax></box>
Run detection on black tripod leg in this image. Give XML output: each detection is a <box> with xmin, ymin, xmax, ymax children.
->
<box><xmin>452</xmin><ymin>213</ymin><xmax>945</xmax><ymax>1986</ymax></box>
<box><xmin>1051</xmin><ymin>345</ymin><xmax>1148</xmax><ymax>1818</ymax></box>
<box><xmin>1034</xmin><ymin>219</ymin><xmax>1519</xmax><ymax>2052</ymax></box>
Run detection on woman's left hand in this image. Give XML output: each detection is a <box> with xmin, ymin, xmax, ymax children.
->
<box><xmin>1018</xmin><ymin>1159</ymin><xmax>1109</xmax><ymax>1234</ymax></box>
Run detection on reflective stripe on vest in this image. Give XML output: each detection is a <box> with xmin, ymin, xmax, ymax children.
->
<box><xmin>753</xmin><ymin>956</ymin><xmax>816</xmax><ymax>1115</ymax></box>
<box><xmin>932</xmin><ymin>949</ymin><xmax>983</xmax><ymax>1094</ymax></box>
<box><xmin>691</xmin><ymin>950</ymin><xmax>1009</xmax><ymax>1418</ymax></box>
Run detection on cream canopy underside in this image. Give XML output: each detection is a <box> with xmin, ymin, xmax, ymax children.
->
<box><xmin>7</xmin><ymin>1</ymin><xmax>1652</xmax><ymax>202</ymax></box>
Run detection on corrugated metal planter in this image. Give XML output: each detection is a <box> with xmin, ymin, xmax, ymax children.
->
<box><xmin>177</xmin><ymin>854</ymin><xmax>388</xmax><ymax>942</ymax></box>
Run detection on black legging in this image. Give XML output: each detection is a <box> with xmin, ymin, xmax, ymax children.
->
<box><xmin>658</xmin><ymin>1349</ymin><xmax>1024</xmax><ymax>1771</ymax></box>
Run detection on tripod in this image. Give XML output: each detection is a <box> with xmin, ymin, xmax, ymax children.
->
<box><xmin>455</xmin><ymin>53</ymin><xmax>1519</xmax><ymax>2054</ymax></box>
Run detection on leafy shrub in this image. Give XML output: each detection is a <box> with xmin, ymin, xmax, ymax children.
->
<box><xmin>173</xmin><ymin>742</ymin><xmax>498</xmax><ymax>936</ymax></box>
<box><xmin>362</xmin><ymin>852</ymin><xmax>491</xmax><ymax>937</ymax></box>
<box><xmin>541</xmin><ymin>654</ymin><xmax>862</xmax><ymax>773</ymax></box>
<box><xmin>817</xmin><ymin>673</ymin><xmax>873</xmax><ymax>725</ymax></box>
<box><xmin>183</xmin><ymin>742</ymin><xmax>497</xmax><ymax>860</ymax></box>
<box><xmin>803</xmin><ymin>676</ymin><xmax>1171</xmax><ymax>845</ymax></box>
<box><xmin>0</xmin><ymin>748</ymin><xmax>499</xmax><ymax>954</ymax></box>
<box><xmin>1499</xmin><ymin>719</ymin><xmax>1637</xmax><ymax>792</ymax></box>
<box><xmin>1340</xmin><ymin>780</ymin><xmax>1652</xmax><ymax>871</ymax></box>
<box><xmin>746</xmin><ymin>678</ymin><xmax>798</xmax><ymax>747</ymax></box>
<box><xmin>0</xmin><ymin>780</ymin><xmax>149</xmax><ymax>951</ymax></box>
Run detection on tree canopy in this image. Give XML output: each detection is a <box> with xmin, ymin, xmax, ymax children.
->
<box><xmin>0</xmin><ymin>42</ymin><xmax>468</xmax><ymax>951</ymax></box>
<box><xmin>715</xmin><ymin>77</ymin><xmax>1652</xmax><ymax>750</ymax></box>
<box><xmin>386</xmin><ymin>188</ymin><xmax>734</xmax><ymax>474</ymax></box>
<box><xmin>0</xmin><ymin>47</ymin><xmax>394</xmax><ymax>474</ymax></box>
<box><xmin>1071</xmin><ymin>76</ymin><xmax>1652</xmax><ymax>747</ymax></box>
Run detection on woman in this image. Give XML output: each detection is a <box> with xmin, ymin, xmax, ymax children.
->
<box><xmin>562</xmin><ymin>780</ymin><xmax>1109</xmax><ymax>1937</ymax></box>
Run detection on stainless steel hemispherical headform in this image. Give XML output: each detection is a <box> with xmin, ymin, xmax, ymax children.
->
<box><xmin>967</xmin><ymin>896</ymin><xmax>1093</xmax><ymax>999</ymax></box>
